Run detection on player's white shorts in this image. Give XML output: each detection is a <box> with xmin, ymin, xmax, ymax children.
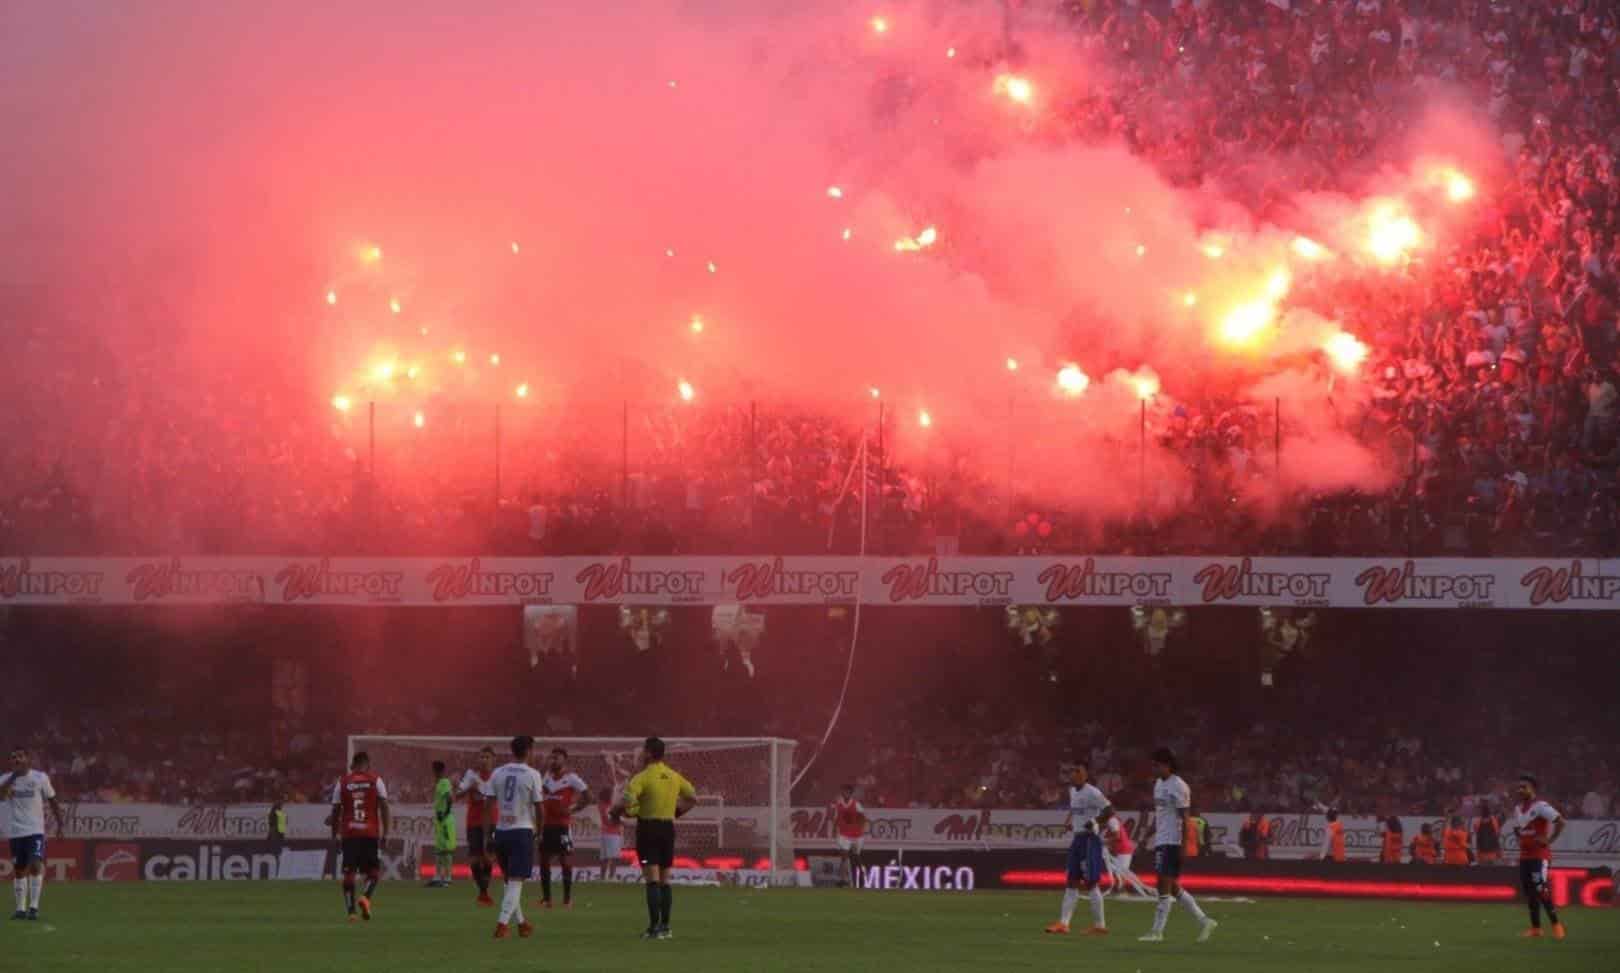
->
<box><xmin>1108</xmin><ymin>851</ymin><xmax>1134</xmax><ymax>872</ymax></box>
<box><xmin>600</xmin><ymin>834</ymin><xmax>623</xmax><ymax>866</ymax></box>
<box><xmin>835</xmin><ymin>834</ymin><xmax>865</xmax><ymax>853</ymax></box>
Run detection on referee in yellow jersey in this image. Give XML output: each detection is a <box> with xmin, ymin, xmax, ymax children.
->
<box><xmin>609</xmin><ymin>737</ymin><xmax>697</xmax><ymax>940</ymax></box>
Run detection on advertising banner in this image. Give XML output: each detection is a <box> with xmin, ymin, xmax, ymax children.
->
<box><xmin>9</xmin><ymin>555</ymin><xmax>1620</xmax><ymax>609</ymax></box>
<box><xmin>53</xmin><ymin>804</ymin><xmax>1620</xmax><ymax>871</ymax></box>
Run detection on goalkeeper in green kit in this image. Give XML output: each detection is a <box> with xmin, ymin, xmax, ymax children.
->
<box><xmin>427</xmin><ymin>761</ymin><xmax>456</xmax><ymax>888</ymax></box>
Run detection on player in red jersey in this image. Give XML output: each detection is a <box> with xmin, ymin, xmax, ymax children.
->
<box><xmin>1510</xmin><ymin>774</ymin><xmax>1567</xmax><ymax>939</ymax></box>
<box><xmin>331</xmin><ymin>752</ymin><xmax>390</xmax><ymax>922</ymax></box>
<box><xmin>830</xmin><ymin>784</ymin><xmax>867</xmax><ymax>889</ymax></box>
<box><xmin>457</xmin><ymin>747</ymin><xmax>498</xmax><ymax>906</ymax></box>
<box><xmin>537</xmin><ymin>747</ymin><xmax>589</xmax><ymax>909</ymax></box>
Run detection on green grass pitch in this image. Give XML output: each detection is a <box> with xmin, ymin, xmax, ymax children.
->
<box><xmin>9</xmin><ymin>882</ymin><xmax>1615</xmax><ymax>972</ymax></box>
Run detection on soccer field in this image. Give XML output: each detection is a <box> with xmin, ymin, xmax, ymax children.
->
<box><xmin>8</xmin><ymin>882</ymin><xmax>1614</xmax><ymax>972</ymax></box>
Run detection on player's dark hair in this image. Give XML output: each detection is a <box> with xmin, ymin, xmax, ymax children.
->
<box><xmin>1326</xmin><ymin>808</ymin><xmax>1338</xmax><ymax>822</ymax></box>
<box><xmin>1519</xmin><ymin>773</ymin><xmax>1538</xmax><ymax>790</ymax></box>
<box><xmin>511</xmin><ymin>735</ymin><xmax>534</xmax><ymax>758</ymax></box>
<box><xmin>842</xmin><ymin>782</ymin><xmax>855</xmax><ymax>792</ymax></box>
<box><xmin>351</xmin><ymin>751</ymin><xmax>370</xmax><ymax>769</ymax></box>
<box><xmin>551</xmin><ymin>747</ymin><xmax>567</xmax><ymax>758</ymax></box>
<box><xmin>1097</xmin><ymin>806</ymin><xmax>1116</xmax><ymax>823</ymax></box>
<box><xmin>1151</xmin><ymin>747</ymin><xmax>1176</xmax><ymax>771</ymax></box>
<box><xmin>432</xmin><ymin>760</ymin><xmax>446</xmax><ymax>775</ymax></box>
<box><xmin>479</xmin><ymin>746</ymin><xmax>496</xmax><ymax>756</ymax></box>
<box><xmin>645</xmin><ymin>736</ymin><xmax>666</xmax><ymax>761</ymax></box>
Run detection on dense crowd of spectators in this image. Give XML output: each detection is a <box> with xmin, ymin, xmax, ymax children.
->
<box><xmin>3</xmin><ymin>604</ymin><xmax>1614</xmax><ymax>822</ymax></box>
<box><xmin>6</xmin><ymin>2</ymin><xmax>1620</xmax><ymax>557</ymax></box>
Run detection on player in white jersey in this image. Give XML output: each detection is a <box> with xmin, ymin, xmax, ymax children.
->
<box><xmin>1140</xmin><ymin>748</ymin><xmax>1216</xmax><ymax>944</ymax></box>
<box><xmin>2</xmin><ymin>748</ymin><xmax>64</xmax><ymax>921</ymax></box>
<box><xmin>482</xmin><ymin>735</ymin><xmax>545</xmax><ymax>940</ymax></box>
<box><xmin>1044</xmin><ymin>762</ymin><xmax>1111</xmax><ymax>936</ymax></box>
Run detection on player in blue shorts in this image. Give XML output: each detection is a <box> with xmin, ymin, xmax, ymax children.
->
<box><xmin>1044</xmin><ymin>761</ymin><xmax>1111</xmax><ymax>936</ymax></box>
<box><xmin>484</xmin><ymin>736</ymin><xmax>544</xmax><ymax>940</ymax></box>
<box><xmin>2</xmin><ymin>748</ymin><xmax>65</xmax><ymax>921</ymax></box>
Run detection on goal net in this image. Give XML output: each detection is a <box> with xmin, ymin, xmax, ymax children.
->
<box><xmin>349</xmin><ymin>735</ymin><xmax>797</xmax><ymax>882</ymax></box>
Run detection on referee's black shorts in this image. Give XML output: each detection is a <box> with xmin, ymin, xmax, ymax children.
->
<box><xmin>635</xmin><ymin>819</ymin><xmax>676</xmax><ymax>869</ymax></box>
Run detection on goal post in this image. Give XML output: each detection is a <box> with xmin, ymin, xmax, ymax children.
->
<box><xmin>347</xmin><ymin>735</ymin><xmax>797</xmax><ymax>883</ymax></box>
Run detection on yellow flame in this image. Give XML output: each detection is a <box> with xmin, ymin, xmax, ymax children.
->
<box><xmin>450</xmin><ymin>350</ymin><xmax>466</xmax><ymax>365</ymax></box>
<box><xmin>946</xmin><ymin>47</ymin><xmax>956</xmax><ymax>58</ymax></box>
<box><xmin>690</xmin><ymin>314</ymin><xmax>704</xmax><ymax>335</ymax></box>
<box><xmin>389</xmin><ymin>298</ymin><xmax>401</xmax><ymax>315</ymax></box>
<box><xmin>325</xmin><ymin>290</ymin><xmax>337</xmax><ymax>305</ymax></box>
<box><xmin>827</xmin><ymin>186</ymin><xmax>844</xmax><ymax>199</ymax></box>
<box><xmin>372</xmin><ymin>362</ymin><xmax>395</xmax><ymax>382</ymax></box>
<box><xmin>1005</xmin><ymin>357</ymin><xmax>1019</xmax><ymax>372</ymax></box>
<box><xmin>331</xmin><ymin>395</ymin><xmax>352</xmax><ymax>413</ymax></box>
<box><xmin>1323</xmin><ymin>331</ymin><xmax>1369</xmax><ymax>374</ymax></box>
<box><xmin>870</xmin><ymin>387</ymin><xmax>881</xmax><ymax>399</ymax></box>
<box><xmin>413</xmin><ymin>411</ymin><xmax>425</xmax><ymax>429</ymax></box>
<box><xmin>841</xmin><ymin>227</ymin><xmax>852</xmax><ymax>241</ymax></box>
<box><xmin>1183</xmin><ymin>291</ymin><xmax>1198</xmax><ymax>307</ymax></box>
<box><xmin>511</xmin><ymin>241</ymin><xmax>521</xmax><ymax>254</ymax></box>
<box><xmin>706</xmin><ymin>261</ymin><xmax>718</xmax><ymax>274</ymax></box>
<box><xmin>1056</xmin><ymin>364</ymin><xmax>1090</xmax><ymax>395</ymax></box>
<box><xmin>406</xmin><ymin>365</ymin><xmax>420</xmax><ymax>380</ymax></box>
<box><xmin>870</xmin><ymin>15</ymin><xmax>888</xmax><ymax>34</ymax></box>
<box><xmin>362</xmin><ymin>245</ymin><xmax>383</xmax><ymax>263</ymax></box>
<box><xmin>1444</xmin><ymin>170</ymin><xmax>1475</xmax><ymax>203</ymax></box>
<box><xmin>1201</xmin><ymin>242</ymin><xmax>1226</xmax><ymax>260</ymax></box>
<box><xmin>1132</xmin><ymin>373</ymin><xmax>1160</xmax><ymax>400</ymax></box>
<box><xmin>917</xmin><ymin>409</ymin><xmax>932</xmax><ymax>428</ymax></box>
<box><xmin>1265</xmin><ymin>267</ymin><xmax>1292</xmax><ymax>301</ymax></box>
<box><xmin>1135</xmin><ymin>244</ymin><xmax>1147</xmax><ymax>258</ymax></box>
<box><xmin>489</xmin><ymin>353</ymin><xmax>501</xmax><ymax>366</ymax></box>
<box><xmin>1219</xmin><ymin>300</ymin><xmax>1275</xmax><ymax>348</ymax></box>
<box><xmin>515</xmin><ymin>383</ymin><xmax>529</xmax><ymax>399</ymax></box>
<box><xmin>678</xmin><ymin>380</ymin><xmax>695</xmax><ymax>403</ymax></box>
<box><xmin>1366</xmin><ymin>203</ymin><xmax>1422</xmax><ymax>265</ymax></box>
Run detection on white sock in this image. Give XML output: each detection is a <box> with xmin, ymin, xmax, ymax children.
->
<box><xmin>1151</xmin><ymin>895</ymin><xmax>1173</xmax><ymax>934</ymax></box>
<box><xmin>1178</xmin><ymin>890</ymin><xmax>1207</xmax><ymax>923</ymax></box>
<box><xmin>27</xmin><ymin>875</ymin><xmax>41</xmax><ymax>910</ymax></box>
<box><xmin>12</xmin><ymin>879</ymin><xmax>23</xmax><ymax>912</ymax></box>
<box><xmin>1059</xmin><ymin>888</ymin><xmax>1080</xmax><ymax>925</ymax></box>
<box><xmin>499</xmin><ymin>880</ymin><xmax>524</xmax><ymax>924</ymax></box>
<box><xmin>1088</xmin><ymin>887</ymin><xmax>1105</xmax><ymax>928</ymax></box>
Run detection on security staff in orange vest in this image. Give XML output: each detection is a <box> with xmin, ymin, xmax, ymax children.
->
<box><xmin>1318</xmin><ymin>809</ymin><xmax>1346</xmax><ymax>862</ymax></box>
<box><xmin>1410</xmin><ymin>823</ymin><xmax>1439</xmax><ymax>864</ymax></box>
<box><xmin>1442</xmin><ymin>815</ymin><xmax>1474</xmax><ymax>865</ymax></box>
<box><xmin>1379</xmin><ymin>817</ymin><xmax>1404</xmax><ymax>863</ymax></box>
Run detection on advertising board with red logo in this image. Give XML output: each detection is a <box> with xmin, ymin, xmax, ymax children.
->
<box><xmin>8</xmin><ymin>556</ymin><xmax>1620</xmax><ymax>609</ymax></box>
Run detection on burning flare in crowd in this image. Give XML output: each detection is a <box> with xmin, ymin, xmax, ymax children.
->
<box><xmin>1056</xmin><ymin>364</ymin><xmax>1089</xmax><ymax>396</ymax></box>
<box><xmin>1218</xmin><ymin>300</ymin><xmax>1276</xmax><ymax>350</ymax></box>
<box><xmin>1365</xmin><ymin>201</ymin><xmax>1423</xmax><ymax>265</ymax></box>
<box><xmin>993</xmin><ymin>74</ymin><xmax>1035</xmax><ymax>105</ymax></box>
<box><xmin>1323</xmin><ymin>331</ymin><xmax>1369</xmax><ymax>374</ymax></box>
